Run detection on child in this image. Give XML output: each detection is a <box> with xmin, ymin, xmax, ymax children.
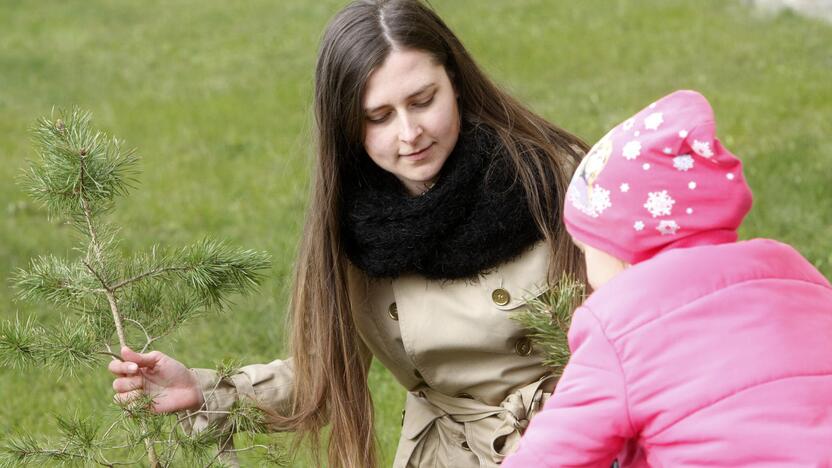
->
<box><xmin>503</xmin><ymin>90</ymin><xmax>832</xmax><ymax>467</ymax></box>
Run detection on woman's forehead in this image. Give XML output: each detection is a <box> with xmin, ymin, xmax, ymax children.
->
<box><xmin>362</xmin><ymin>49</ymin><xmax>447</xmax><ymax>110</ymax></box>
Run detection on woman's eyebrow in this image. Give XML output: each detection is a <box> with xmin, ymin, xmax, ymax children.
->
<box><xmin>365</xmin><ymin>83</ymin><xmax>436</xmax><ymax>114</ymax></box>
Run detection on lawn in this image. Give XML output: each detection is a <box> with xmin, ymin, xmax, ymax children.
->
<box><xmin>1</xmin><ymin>0</ymin><xmax>830</xmax><ymax>466</ymax></box>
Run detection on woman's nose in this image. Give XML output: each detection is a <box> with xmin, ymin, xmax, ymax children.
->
<box><xmin>398</xmin><ymin>115</ymin><xmax>423</xmax><ymax>143</ymax></box>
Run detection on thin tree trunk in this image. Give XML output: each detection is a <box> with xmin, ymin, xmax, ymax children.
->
<box><xmin>80</xmin><ymin>156</ymin><xmax>161</xmax><ymax>468</ymax></box>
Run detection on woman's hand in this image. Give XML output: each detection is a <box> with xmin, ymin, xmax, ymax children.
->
<box><xmin>109</xmin><ymin>346</ymin><xmax>204</xmax><ymax>414</ymax></box>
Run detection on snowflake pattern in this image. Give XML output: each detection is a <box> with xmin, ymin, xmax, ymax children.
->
<box><xmin>657</xmin><ymin>220</ymin><xmax>680</xmax><ymax>235</ymax></box>
<box><xmin>589</xmin><ymin>186</ymin><xmax>612</xmax><ymax>215</ymax></box>
<box><xmin>642</xmin><ymin>163</ymin><xmax>651</xmax><ymax>170</ymax></box>
<box><xmin>726</xmin><ymin>173</ymin><xmax>735</xmax><ymax>180</ymax></box>
<box><xmin>678</xmin><ymin>130</ymin><xmax>688</xmax><ymax>138</ymax></box>
<box><xmin>673</xmin><ymin>154</ymin><xmax>695</xmax><ymax>172</ymax></box>
<box><xmin>644</xmin><ymin>190</ymin><xmax>675</xmax><ymax>218</ymax></box>
<box><xmin>692</xmin><ymin>139</ymin><xmax>714</xmax><ymax>158</ymax></box>
<box><xmin>620</xmin><ymin>183</ymin><xmax>630</xmax><ymax>193</ymax></box>
<box><xmin>622</xmin><ymin>140</ymin><xmax>641</xmax><ymax>160</ymax></box>
<box><xmin>663</xmin><ymin>147</ymin><xmax>673</xmax><ymax>155</ymax></box>
<box><xmin>634</xmin><ymin>221</ymin><xmax>645</xmax><ymax>231</ymax></box>
<box><xmin>569</xmin><ymin>184</ymin><xmax>613</xmax><ymax>218</ymax></box>
<box><xmin>644</xmin><ymin>112</ymin><xmax>664</xmax><ymax>130</ymax></box>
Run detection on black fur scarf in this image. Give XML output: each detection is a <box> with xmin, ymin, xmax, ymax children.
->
<box><xmin>340</xmin><ymin>121</ymin><xmax>544</xmax><ymax>280</ymax></box>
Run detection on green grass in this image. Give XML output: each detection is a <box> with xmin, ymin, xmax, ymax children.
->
<box><xmin>1</xmin><ymin>0</ymin><xmax>830</xmax><ymax>465</ymax></box>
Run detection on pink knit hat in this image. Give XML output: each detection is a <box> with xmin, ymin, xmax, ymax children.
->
<box><xmin>564</xmin><ymin>90</ymin><xmax>753</xmax><ymax>264</ymax></box>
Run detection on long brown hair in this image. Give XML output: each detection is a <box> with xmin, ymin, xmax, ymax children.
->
<box><xmin>275</xmin><ymin>1</ymin><xmax>588</xmax><ymax>466</ymax></box>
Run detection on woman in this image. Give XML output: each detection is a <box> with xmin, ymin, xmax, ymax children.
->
<box><xmin>110</xmin><ymin>1</ymin><xmax>587</xmax><ymax>466</ymax></box>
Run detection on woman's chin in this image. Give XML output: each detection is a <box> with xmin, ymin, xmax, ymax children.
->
<box><xmin>399</xmin><ymin>174</ymin><xmax>438</xmax><ymax>195</ymax></box>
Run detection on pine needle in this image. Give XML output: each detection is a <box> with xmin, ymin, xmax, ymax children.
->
<box><xmin>13</xmin><ymin>256</ymin><xmax>102</xmax><ymax>307</ymax></box>
<box><xmin>55</xmin><ymin>413</ymin><xmax>101</xmax><ymax>462</ymax></box>
<box><xmin>24</xmin><ymin>108</ymin><xmax>139</xmax><ymax>223</ymax></box>
<box><xmin>0</xmin><ymin>315</ymin><xmax>47</xmax><ymax>369</ymax></box>
<box><xmin>0</xmin><ymin>434</ymin><xmax>85</xmax><ymax>467</ymax></box>
<box><xmin>511</xmin><ymin>274</ymin><xmax>586</xmax><ymax>376</ymax></box>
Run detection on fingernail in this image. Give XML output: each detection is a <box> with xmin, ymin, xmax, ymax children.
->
<box><xmin>128</xmin><ymin>363</ymin><xmax>138</xmax><ymax>372</ymax></box>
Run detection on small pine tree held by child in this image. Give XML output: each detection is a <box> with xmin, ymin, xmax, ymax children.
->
<box><xmin>0</xmin><ymin>109</ymin><xmax>289</xmax><ymax>467</ymax></box>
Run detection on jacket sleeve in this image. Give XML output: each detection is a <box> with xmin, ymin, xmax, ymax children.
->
<box><xmin>178</xmin><ymin>357</ymin><xmax>297</xmax><ymax>435</ymax></box>
<box><xmin>502</xmin><ymin>306</ymin><xmax>635</xmax><ymax>468</ymax></box>
<box><xmin>179</xmin><ymin>338</ymin><xmax>374</xmax><ymax>435</ymax></box>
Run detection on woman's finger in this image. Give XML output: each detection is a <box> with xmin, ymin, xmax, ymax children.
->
<box><xmin>120</xmin><ymin>346</ymin><xmax>162</xmax><ymax>369</ymax></box>
<box><xmin>112</xmin><ymin>375</ymin><xmax>143</xmax><ymax>393</ymax></box>
<box><xmin>108</xmin><ymin>359</ymin><xmax>139</xmax><ymax>376</ymax></box>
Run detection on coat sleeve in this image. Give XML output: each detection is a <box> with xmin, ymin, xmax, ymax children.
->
<box><xmin>502</xmin><ymin>306</ymin><xmax>635</xmax><ymax>468</ymax></box>
<box><xmin>178</xmin><ymin>357</ymin><xmax>297</xmax><ymax>434</ymax></box>
<box><xmin>179</xmin><ymin>339</ymin><xmax>374</xmax><ymax>434</ymax></box>
<box><xmin>180</xmin><ymin>265</ymin><xmax>376</xmax><ymax>435</ymax></box>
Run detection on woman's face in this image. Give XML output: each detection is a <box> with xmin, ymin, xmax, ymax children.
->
<box><xmin>361</xmin><ymin>48</ymin><xmax>460</xmax><ymax>196</ymax></box>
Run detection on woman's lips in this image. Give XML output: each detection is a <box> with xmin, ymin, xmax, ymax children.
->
<box><xmin>402</xmin><ymin>143</ymin><xmax>433</xmax><ymax>159</ymax></box>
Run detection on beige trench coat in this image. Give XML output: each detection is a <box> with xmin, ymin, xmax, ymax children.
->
<box><xmin>182</xmin><ymin>241</ymin><xmax>556</xmax><ymax>467</ymax></box>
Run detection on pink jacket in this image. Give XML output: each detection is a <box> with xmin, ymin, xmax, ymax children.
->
<box><xmin>503</xmin><ymin>239</ymin><xmax>832</xmax><ymax>467</ymax></box>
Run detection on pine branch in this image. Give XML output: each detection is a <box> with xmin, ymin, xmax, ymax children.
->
<box><xmin>25</xmin><ymin>109</ymin><xmax>138</xmax><ymax>221</ymax></box>
<box><xmin>74</xmin><ymin>221</ymin><xmax>122</xmax><ymax>271</ymax></box>
<box><xmin>1</xmin><ymin>315</ymin><xmax>112</xmax><ymax>373</ymax></box>
<box><xmin>80</xmin><ymin>152</ymin><xmax>106</xmax><ymax>267</ymax></box>
<box><xmin>23</xmin><ymin>109</ymin><xmax>138</xmax><ymax>223</ymax></box>
<box><xmin>110</xmin><ymin>266</ymin><xmax>190</xmax><ymax>291</ymax></box>
<box><xmin>0</xmin><ymin>434</ymin><xmax>88</xmax><ymax>467</ymax></box>
<box><xmin>77</xmin><ymin>177</ymin><xmax>127</xmax><ymax>348</ymax></box>
<box><xmin>111</xmin><ymin>243</ymin><xmax>270</xmax><ymax>335</ymax></box>
<box><xmin>0</xmin><ymin>315</ymin><xmax>47</xmax><ymax>369</ymax></box>
<box><xmin>0</xmin><ymin>415</ymin><xmax>146</xmax><ymax>468</ymax></box>
<box><xmin>512</xmin><ymin>274</ymin><xmax>586</xmax><ymax>376</ymax></box>
<box><xmin>79</xmin><ymin>298</ymin><xmax>119</xmax><ymax>344</ymax></box>
<box><xmin>215</xmin><ymin>358</ymin><xmax>243</xmax><ymax>381</ymax></box>
<box><xmin>117</xmin><ymin>283</ymin><xmax>204</xmax><ymax>345</ymax></box>
<box><xmin>226</xmin><ymin>398</ymin><xmax>270</xmax><ymax>434</ymax></box>
<box><xmin>171</xmin><ymin>423</ymin><xmax>223</xmax><ymax>465</ymax></box>
<box><xmin>55</xmin><ymin>413</ymin><xmax>102</xmax><ymax>463</ymax></box>
<box><xmin>40</xmin><ymin>317</ymin><xmax>103</xmax><ymax>374</ymax></box>
<box><xmin>13</xmin><ymin>256</ymin><xmax>103</xmax><ymax>305</ymax></box>
<box><xmin>176</xmin><ymin>239</ymin><xmax>271</xmax><ymax>308</ymax></box>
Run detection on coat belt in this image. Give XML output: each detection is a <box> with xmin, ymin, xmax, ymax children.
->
<box><xmin>401</xmin><ymin>374</ymin><xmax>556</xmax><ymax>465</ymax></box>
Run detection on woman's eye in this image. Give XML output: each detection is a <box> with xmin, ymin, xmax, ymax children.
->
<box><xmin>367</xmin><ymin>113</ymin><xmax>390</xmax><ymax>124</ymax></box>
<box><xmin>414</xmin><ymin>97</ymin><xmax>434</xmax><ymax>108</ymax></box>
<box><xmin>366</xmin><ymin>96</ymin><xmax>432</xmax><ymax>124</ymax></box>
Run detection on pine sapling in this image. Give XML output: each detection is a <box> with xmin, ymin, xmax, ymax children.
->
<box><xmin>0</xmin><ymin>109</ymin><xmax>289</xmax><ymax>467</ymax></box>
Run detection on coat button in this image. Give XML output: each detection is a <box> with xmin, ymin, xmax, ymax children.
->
<box><xmin>515</xmin><ymin>337</ymin><xmax>533</xmax><ymax>356</ymax></box>
<box><xmin>388</xmin><ymin>302</ymin><xmax>398</xmax><ymax>321</ymax></box>
<box><xmin>491</xmin><ymin>288</ymin><xmax>511</xmax><ymax>306</ymax></box>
